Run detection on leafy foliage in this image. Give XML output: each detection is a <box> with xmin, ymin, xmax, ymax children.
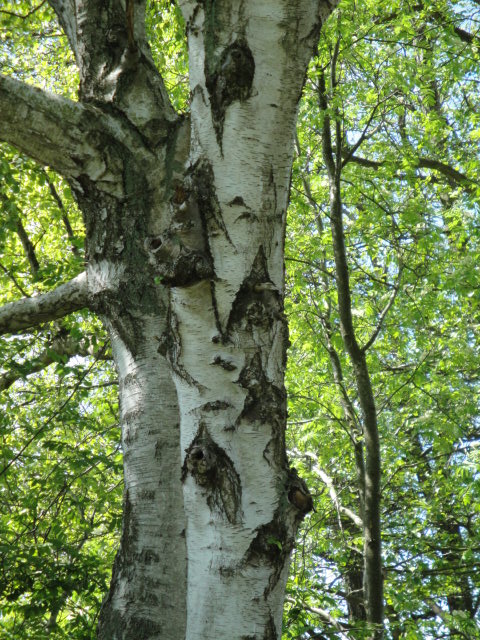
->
<box><xmin>284</xmin><ymin>1</ymin><xmax>480</xmax><ymax>638</ymax></box>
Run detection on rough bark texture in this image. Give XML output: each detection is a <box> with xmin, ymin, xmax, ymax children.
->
<box><xmin>0</xmin><ymin>1</ymin><xmax>339</xmax><ymax>638</ymax></box>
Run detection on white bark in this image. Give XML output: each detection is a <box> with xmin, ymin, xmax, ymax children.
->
<box><xmin>0</xmin><ymin>272</ymin><xmax>89</xmax><ymax>334</ymax></box>
<box><xmin>170</xmin><ymin>2</ymin><xmax>337</xmax><ymax>638</ymax></box>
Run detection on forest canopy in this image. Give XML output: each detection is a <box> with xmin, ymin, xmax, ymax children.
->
<box><xmin>0</xmin><ymin>0</ymin><xmax>479</xmax><ymax>638</ymax></box>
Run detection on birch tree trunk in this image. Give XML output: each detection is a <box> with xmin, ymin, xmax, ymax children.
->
<box><xmin>0</xmin><ymin>1</ymin><xmax>339</xmax><ymax>638</ymax></box>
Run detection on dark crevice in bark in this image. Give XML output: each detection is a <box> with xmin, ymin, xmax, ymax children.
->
<box><xmin>200</xmin><ymin>399</ymin><xmax>233</xmax><ymax>411</ymax></box>
<box><xmin>244</xmin><ymin>508</ymin><xmax>292</xmax><ymax>596</ymax></box>
<box><xmin>98</xmin><ymin>489</ymin><xmax>137</xmax><ymax>637</ymax></box>
<box><xmin>146</xmin><ymin>156</ymin><xmax>235</xmax><ymax>287</ymax></box>
<box><xmin>241</xmin><ymin>612</ymin><xmax>277</xmax><ymax>640</ymax></box>
<box><xmin>226</xmin><ymin>246</ymin><xmax>283</xmax><ymax>336</ymax></box>
<box><xmin>145</xmin><ymin>176</ymin><xmax>213</xmax><ymax>285</ymax></box>
<box><xmin>235</xmin><ymin>350</ymin><xmax>287</xmax><ymax>469</ymax></box>
<box><xmin>191</xmin><ymin>157</ymin><xmax>232</xmax><ymax>245</ymax></box>
<box><xmin>263</xmin><ymin>614</ymin><xmax>277</xmax><ymax>640</ymax></box>
<box><xmin>165</xmin><ymin>302</ymin><xmax>204</xmax><ymax>388</ymax></box>
<box><xmin>183</xmin><ymin>423</ymin><xmax>243</xmax><ymax>524</ymax></box>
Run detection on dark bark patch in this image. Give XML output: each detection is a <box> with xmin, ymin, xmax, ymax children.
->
<box><xmin>139</xmin><ymin>549</ymin><xmax>160</xmax><ymax>565</ymax></box>
<box><xmin>226</xmin><ymin>246</ymin><xmax>283</xmax><ymax>335</ymax></box>
<box><xmin>146</xmin><ymin>157</ymin><xmax>229</xmax><ymax>285</ymax></box>
<box><xmin>98</xmin><ymin>489</ymin><xmax>139</xmax><ymax>633</ymax></box>
<box><xmin>183</xmin><ymin>425</ymin><xmax>243</xmax><ymax>524</ymax></box>
<box><xmin>139</xmin><ymin>489</ymin><xmax>155</xmax><ymax>501</ymax></box>
<box><xmin>244</xmin><ymin>506</ymin><xmax>294</xmax><ymax>596</ymax></box>
<box><xmin>126</xmin><ymin>616</ymin><xmax>163</xmax><ymax>640</ymax></box>
<box><xmin>235</xmin><ymin>352</ymin><xmax>287</xmax><ymax>467</ymax></box>
<box><xmin>211</xmin><ymin>355</ymin><xmax>237</xmax><ymax>371</ymax></box>
<box><xmin>263</xmin><ymin>614</ymin><xmax>277</xmax><ymax>640</ymax></box>
<box><xmin>237</xmin><ymin>351</ymin><xmax>285</xmax><ymax>423</ymax></box>
<box><xmin>146</xmin><ymin>231</ymin><xmax>213</xmax><ymax>286</ymax></box>
<box><xmin>201</xmin><ymin>400</ymin><xmax>233</xmax><ymax>411</ymax></box>
<box><xmin>229</xmin><ymin>196</ymin><xmax>247</xmax><ymax>206</ymax></box>
<box><xmin>155</xmin><ymin>329</ymin><xmax>173</xmax><ymax>358</ymax></box>
<box><xmin>205</xmin><ymin>38</ymin><xmax>255</xmax><ymax>148</ymax></box>
<box><xmin>191</xmin><ymin>158</ymin><xmax>231</xmax><ymax>244</ymax></box>
<box><xmin>166</xmin><ymin>305</ymin><xmax>203</xmax><ymax>389</ymax></box>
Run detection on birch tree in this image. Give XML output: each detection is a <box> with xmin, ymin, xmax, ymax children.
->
<box><xmin>0</xmin><ymin>1</ymin><xmax>339</xmax><ymax>638</ymax></box>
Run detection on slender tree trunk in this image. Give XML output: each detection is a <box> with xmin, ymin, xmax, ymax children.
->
<box><xmin>318</xmin><ymin>67</ymin><xmax>384</xmax><ymax>638</ymax></box>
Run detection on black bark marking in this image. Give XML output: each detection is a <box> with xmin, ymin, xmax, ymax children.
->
<box><xmin>125</xmin><ymin>616</ymin><xmax>163</xmax><ymax>640</ymax></box>
<box><xmin>139</xmin><ymin>489</ymin><xmax>155</xmax><ymax>501</ymax></box>
<box><xmin>244</xmin><ymin>505</ymin><xmax>294</xmax><ymax>596</ymax></box>
<box><xmin>183</xmin><ymin>425</ymin><xmax>243</xmax><ymax>524</ymax></box>
<box><xmin>228</xmin><ymin>195</ymin><xmax>247</xmax><ymax>206</ymax></box>
<box><xmin>146</xmin><ymin>157</ymin><xmax>232</xmax><ymax>286</ymax></box>
<box><xmin>139</xmin><ymin>549</ymin><xmax>160</xmax><ymax>565</ymax></box>
<box><xmin>166</xmin><ymin>303</ymin><xmax>203</xmax><ymax>388</ymax></box>
<box><xmin>210</xmin><ymin>280</ymin><xmax>225</xmax><ymax>340</ymax></box>
<box><xmin>98</xmin><ymin>489</ymin><xmax>139</xmax><ymax>634</ymax></box>
<box><xmin>226</xmin><ymin>246</ymin><xmax>283</xmax><ymax>336</ymax></box>
<box><xmin>263</xmin><ymin>614</ymin><xmax>277</xmax><ymax>640</ymax></box>
<box><xmin>205</xmin><ymin>39</ymin><xmax>255</xmax><ymax>149</ymax></box>
<box><xmin>212</xmin><ymin>355</ymin><xmax>237</xmax><ymax>371</ymax></box>
<box><xmin>145</xmin><ymin>178</ymin><xmax>213</xmax><ymax>286</ymax></box>
<box><xmin>192</xmin><ymin>158</ymin><xmax>232</xmax><ymax>245</ymax></box>
<box><xmin>234</xmin><ymin>350</ymin><xmax>287</xmax><ymax>467</ymax></box>
<box><xmin>147</xmin><ymin>232</ymin><xmax>213</xmax><ymax>285</ymax></box>
<box><xmin>201</xmin><ymin>400</ymin><xmax>233</xmax><ymax>411</ymax></box>
<box><xmin>237</xmin><ymin>352</ymin><xmax>285</xmax><ymax>422</ymax></box>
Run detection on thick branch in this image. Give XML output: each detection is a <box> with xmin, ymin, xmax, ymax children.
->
<box><xmin>0</xmin><ymin>75</ymin><xmax>104</xmax><ymax>178</ymax></box>
<box><xmin>321</xmin><ymin>81</ymin><xmax>384</xmax><ymax>631</ymax></box>
<box><xmin>52</xmin><ymin>0</ymin><xmax>178</xmax><ymax>140</ymax></box>
<box><xmin>0</xmin><ymin>272</ymin><xmax>89</xmax><ymax>335</ymax></box>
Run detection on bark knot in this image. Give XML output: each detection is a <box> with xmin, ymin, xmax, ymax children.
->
<box><xmin>183</xmin><ymin>425</ymin><xmax>243</xmax><ymax>524</ymax></box>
